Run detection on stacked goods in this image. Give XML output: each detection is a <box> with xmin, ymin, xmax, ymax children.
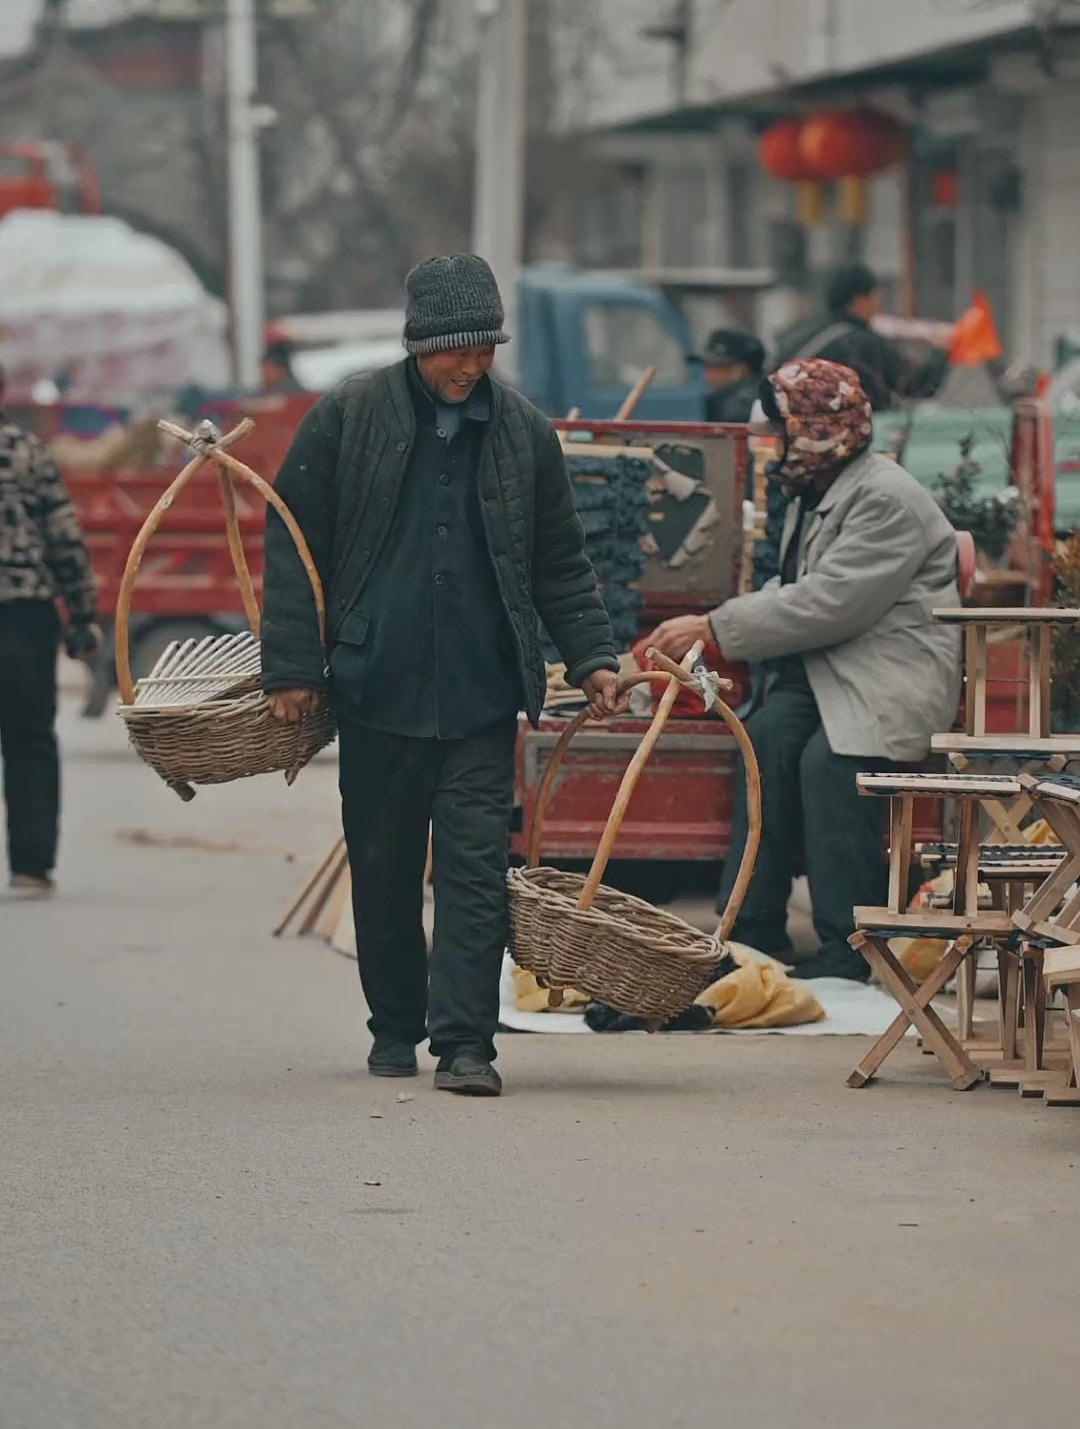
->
<box><xmin>547</xmin><ymin>452</ymin><xmax>655</xmax><ymax>659</ymax></box>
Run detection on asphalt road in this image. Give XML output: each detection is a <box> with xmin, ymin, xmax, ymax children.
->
<box><xmin>2</xmin><ymin>693</ymin><xmax>1078</xmax><ymax>1428</ymax></box>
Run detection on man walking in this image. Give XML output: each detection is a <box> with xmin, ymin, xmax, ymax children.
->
<box><xmin>0</xmin><ymin>376</ymin><xmax>100</xmax><ymax>895</ymax></box>
<box><xmin>263</xmin><ymin>255</ymin><xmax>620</xmax><ymax>1096</ymax></box>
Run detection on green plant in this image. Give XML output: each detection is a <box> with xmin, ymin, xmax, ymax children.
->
<box><xmin>933</xmin><ymin>434</ymin><xmax>1020</xmax><ymax>562</ymax></box>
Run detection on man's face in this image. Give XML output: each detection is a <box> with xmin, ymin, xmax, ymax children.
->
<box><xmin>704</xmin><ymin>360</ymin><xmax>748</xmax><ymax>391</ymax></box>
<box><xmin>849</xmin><ymin>287</ymin><xmax>882</xmax><ymax>321</ymax></box>
<box><xmin>416</xmin><ymin>344</ymin><xmax>496</xmax><ymax>403</ymax></box>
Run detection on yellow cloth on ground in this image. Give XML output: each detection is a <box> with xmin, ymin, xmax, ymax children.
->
<box><xmin>512</xmin><ymin>945</ymin><xmax>824</xmax><ymax>1029</ymax></box>
<box><xmin>695</xmin><ymin>945</ymin><xmax>825</xmax><ymax>1028</ymax></box>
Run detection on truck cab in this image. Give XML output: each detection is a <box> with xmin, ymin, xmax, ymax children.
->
<box><xmin>516</xmin><ymin>265</ymin><xmax>707</xmax><ymax>420</ymax></box>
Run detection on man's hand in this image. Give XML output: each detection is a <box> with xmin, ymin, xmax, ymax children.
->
<box><xmin>647</xmin><ymin>613</ymin><xmax>712</xmax><ymax>664</ymax></box>
<box><xmin>267</xmin><ymin>686</ymin><xmax>319</xmax><ymax>723</ymax></box>
<box><xmin>582</xmin><ymin>669</ymin><xmax>626</xmax><ymax>721</ymax></box>
<box><xmin>64</xmin><ymin>622</ymin><xmax>104</xmax><ymax>663</ymax></box>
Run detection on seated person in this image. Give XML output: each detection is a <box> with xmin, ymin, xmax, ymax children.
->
<box><xmin>649</xmin><ymin>358</ymin><xmax>961</xmax><ymax>981</ymax></box>
<box><xmin>703</xmin><ymin>329</ymin><xmax>766</xmax><ymax>423</ymax></box>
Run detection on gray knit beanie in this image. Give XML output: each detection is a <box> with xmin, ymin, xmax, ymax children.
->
<box><xmin>403</xmin><ymin>254</ymin><xmax>510</xmax><ymax>355</ymax></box>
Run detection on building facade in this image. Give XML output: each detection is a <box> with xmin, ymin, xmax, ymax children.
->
<box><xmin>567</xmin><ymin>0</ymin><xmax>1080</xmax><ymax>365</ymax></box>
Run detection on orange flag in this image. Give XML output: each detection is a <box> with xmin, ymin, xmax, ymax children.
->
<box><xmin>948</xmin><ymin>290</ymin><xmax>1003</xmax><ymax>366</ymax></box>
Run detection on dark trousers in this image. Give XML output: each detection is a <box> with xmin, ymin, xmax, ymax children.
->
<box><xmin>717</xmin><ymin>683</ymin><xmax>894</xmax><ymax>965</ymax></box>
<box><xmin>0</xmin><ymin>600</ymin><xmax>60</xmax><ymax>879</ymax></box>
<box><xmin>337</xmin><ymin>717</ymin><xmax>517</xmax><ymax>1062</ymax></box>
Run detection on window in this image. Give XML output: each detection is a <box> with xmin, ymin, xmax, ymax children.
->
<box><xmin>583</xmin><ymin>303</ymin><xmax>689</xmax><ymax>390</ymax></box>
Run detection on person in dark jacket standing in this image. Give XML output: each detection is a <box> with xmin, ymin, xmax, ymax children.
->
<box><xmin>262</xmin><ymin>255</ymin><xmax>620</xmax><ymax>1097</ymax></box>
<box><xmin>772</xmin><ymin>263</ymin><xmax>904</xmax><ymax>411</ymax></box>
<box><xmin>703</xmin><ymin>329</ymin><xmax>765</xmax><ymax>424</ymax></box>
<box><xmin>0</xmin><ymin>381</ymin><xmax>100</xmax><ymax>896</ymax></box>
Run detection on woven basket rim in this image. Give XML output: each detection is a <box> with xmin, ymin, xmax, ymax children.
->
<box><xmin>508</xmin><ymin>865</ymin><xmax>722</xmax><ymax>965</ymax></box>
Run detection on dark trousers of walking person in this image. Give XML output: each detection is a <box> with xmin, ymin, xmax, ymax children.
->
<box><xmin>0</xmin><ymin>600</ymin><xmax>60</xmax><ymax>880</ymax></box>
<box><xmin>338</xmin><ymin>716</ymin><xmax>517</xmax><ymax>1061</ymax></box>
<box><xmin>716</xmin><ymin>681</ymin><xmax>897</xmax><ymax>976</ymax></box>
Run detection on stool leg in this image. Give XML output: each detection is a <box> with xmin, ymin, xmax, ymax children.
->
<box><xmin>1022</xmin><ymin>948</ymin><xmax>1047</xmax><ymax>1073</ymax></box>
<box><xmin>957</xmin><ymin>942</ymin><xmax>977</xmax><ymax>1045</ymax></box>
<box><xmin>998</xmin><ymin>947</ymin><xmax>1020</xmax><ymax>1062</ymax></box>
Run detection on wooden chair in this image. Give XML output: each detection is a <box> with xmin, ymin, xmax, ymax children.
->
<box><xmin>846</xmin><ymin>772</ymin><xmax>1024</xmax><ymax>1091</ymax></box>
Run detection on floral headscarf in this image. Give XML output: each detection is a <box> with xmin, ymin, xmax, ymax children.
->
<box><xmin>766</xmin><ymin>358</ymin><xmax>873</xmax><ymax>491</ymax></box>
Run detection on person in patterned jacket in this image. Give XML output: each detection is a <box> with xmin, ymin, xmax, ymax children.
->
<box><xmin>0</xmin><ymin>372</ymin><xmax>101</xmax><ymax>895</ymax></box>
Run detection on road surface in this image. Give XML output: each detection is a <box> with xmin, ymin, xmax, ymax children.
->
<box><xmin>2</xmin><ymin>694</ymin><xmax>1077</xmax><ymax>1428</ymax></box>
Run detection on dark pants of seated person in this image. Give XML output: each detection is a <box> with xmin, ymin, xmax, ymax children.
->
<box><xmin>716</xmin><ymin>677</ymin><xmax>898</xmax><ymax>979</ymax></box>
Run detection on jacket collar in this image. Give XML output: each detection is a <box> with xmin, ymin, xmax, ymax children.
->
<box><xmin>778</xmin><ymin>448</ymin><xmax>875</xmax><ymax>567</ymax></box>
<box><xmin>384</xmin><ymin>358</ymin><xmax>505</xmax><ymax>441</ymax></box>
<box><xmin>810</xmin><ymin>447</ymin><xmax>874</xmax><ymax>518</ymax></box>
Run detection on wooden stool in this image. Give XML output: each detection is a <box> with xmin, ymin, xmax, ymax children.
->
<box><xmin>932</xmin><ymin>606</ymin><xmax>1080</xmax><ymax>746</ymax></box>
<box><xmin>845</xmin><ymin>772</ymin><xmax>1025</xmax><ymax>1090</ymax></box>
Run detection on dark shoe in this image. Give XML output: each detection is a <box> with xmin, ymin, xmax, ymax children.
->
<box><xmin>10</xmin><ymin>873</ymin><xmax>55</xmax><ymax>899</ymax></box>
<box><xmin>367</xmin><ymin>1037</ymin><xmax>418</xmax><ymax>1078</ymax></box>
<box><xmin>434</xmin><ymin>1052</ymin><xmax>502</xmax><ymax>1097</ymax></box>
<box><xmin>791</xmin><ymin>950</ymin><xmax>870</xmax><ymax>984</ymax></box>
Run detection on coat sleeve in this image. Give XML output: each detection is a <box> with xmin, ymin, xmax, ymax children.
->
<box><xmin>261</xmin><ymin>396</ymin><xmax>341</xmax><ymax>693</ymax></box>
<box><xmin>710</xmin><ymin>488</ymin><xmax>932</xmax><ymax>662</ymax></box>
<box><xmin>530</xmin><ymin>421</ymin><xmax>618</xmax><ymax>687</ymax></box>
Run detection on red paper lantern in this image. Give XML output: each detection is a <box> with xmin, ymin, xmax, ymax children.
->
<box><xmin>930</xmin><ymin>168</ymin><xmax>958</xmax><ymax>208</ymax></box>
<box><xmin>799</xmin><ymin>109</ymin><xmax>907</xmax><ymax>180</ymax></box>
<box><xmin>758</xmin><ymin>117</ymin><xmax>818</xmax><ymax>182</ymax></box>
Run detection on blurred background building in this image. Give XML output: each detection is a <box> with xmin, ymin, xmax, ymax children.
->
<box><xmin>2</xmin><ymin>1</ymin><xmax>1080</xmax><ymax>365</ymax></box>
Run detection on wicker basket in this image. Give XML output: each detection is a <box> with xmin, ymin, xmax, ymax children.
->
<box><xmin>115</xmin><ymin>418</ymin><xmax>336</xmax><ymax>801</ymax></box>
<box><xmin>507</xmin><ymin>645</ymin><xmax>762</xmax><ymax>1027</ymax></box>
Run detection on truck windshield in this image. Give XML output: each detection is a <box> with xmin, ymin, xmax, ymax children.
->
<box><xmin>583</xmin><ymin>302</ymin><xmax>690</xmax><ymax>389</ymax></box>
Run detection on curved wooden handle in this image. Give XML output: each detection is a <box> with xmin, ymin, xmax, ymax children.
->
<box><xmin>525</xmin><ymin>646</ymin><xmax>763</xmax><ymax>941</ymax></box>
<box><xmin>527</xmin><ymin>670</ymin><xmax>674</xmax><ymax>870</ymax></box>
<box><xmin>576</xmin><ymin>644</ymin><xmax>701</xmax><ymax>911</ymax></box>
<box><xmin>210</xmin><ymin>445</ymin><xmax>326</xmax><ymax>645</ymax></box>
<box><xmin>646</xmin><ymin>648</ymin><xmax>762</xmax><ymax>942</ymax></box>
<box><xmin>115</xmin><ymin>419</ymin><xmax>326</xmax><ymax>707</ymax></box>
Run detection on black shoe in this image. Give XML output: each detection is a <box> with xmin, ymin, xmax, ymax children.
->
<box><xmin>367</xmin><ymin>1037</ymin><xmax>418</xmax><ymax>1078</ymax></box>
<box><xmin>433</xmin><ymin>1052</ymin><xmax>502</xmax><ymax>1097</ymax></box>
<box><xmin>791</xmin><ymin>950</ymin><xmax>870</xmax><ymax>984</ymax></box>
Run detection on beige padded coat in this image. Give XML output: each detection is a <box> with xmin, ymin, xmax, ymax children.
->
<box><xmin>710</xmin><ymin>450</ymin><xmax>962</xmax><ymax>762</ymax></box>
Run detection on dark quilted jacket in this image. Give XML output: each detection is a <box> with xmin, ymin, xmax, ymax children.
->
<box><xmin>261</xmin><ymin>360</ymin><xmax>617</xmax><ymax>724</ymax></box>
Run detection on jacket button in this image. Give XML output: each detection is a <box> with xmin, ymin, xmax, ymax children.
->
<box><xmin>395</xmin><ymin>440</ymin><xmax>407</xmax><ymax>453</ymax></box>
<box><xmin>436</xmin><ymin>524</ymin><xmax>448</xmax><ymax>537</ymax></box>
<box><xmin>361</xmin><ymin>548</ymin><xmax>371</xmax><ymax>562</ymax></box>
<box><xmin>434</xmin><ymin>573</ymin><xmax>446</xmax><ymax>588</ymax></box>
<box><xmin>380</xmin><ymin>496</ymin><xmax>391</xmax><ymax>510</ymax></box>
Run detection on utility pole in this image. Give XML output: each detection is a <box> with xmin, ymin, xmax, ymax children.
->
<box><xmin>472</xmin><ymin>0</ymin><xmax>526</xmax><ymax>375</ymax></box>
<box><xmin>225</xmin><ymin>0</ymin><xmax>265</xmax><ymax>390</ymax></box>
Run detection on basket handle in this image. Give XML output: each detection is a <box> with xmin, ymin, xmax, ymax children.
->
<box><xmin>526</xmin><ymin>645</ymin><xmax>762</xmax><ymax>942</ymax></box>
<box><xmin>576</xmin><ymin>644</ymin><xmax>702</xmax><ymax>911</ymax></box>
<box><xmin>646</xmin><ymin>648</ymin><xmax>762</xmax><ymax>943</ymax></box>
<box><xmin>115</xmin><ymin>421</ymin><xmax>327</xmax><ymax>707</ymax></box>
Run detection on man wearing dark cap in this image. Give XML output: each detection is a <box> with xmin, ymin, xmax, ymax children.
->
<box><xmin>702</xmin><ymin>329</ymin><xmax>765</xmax><ymax>424</ymax></box>
<box><xmin>262</xmin><ymin>254</ymin><xmax>620</xmax><ymax>1097</ymax></box>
